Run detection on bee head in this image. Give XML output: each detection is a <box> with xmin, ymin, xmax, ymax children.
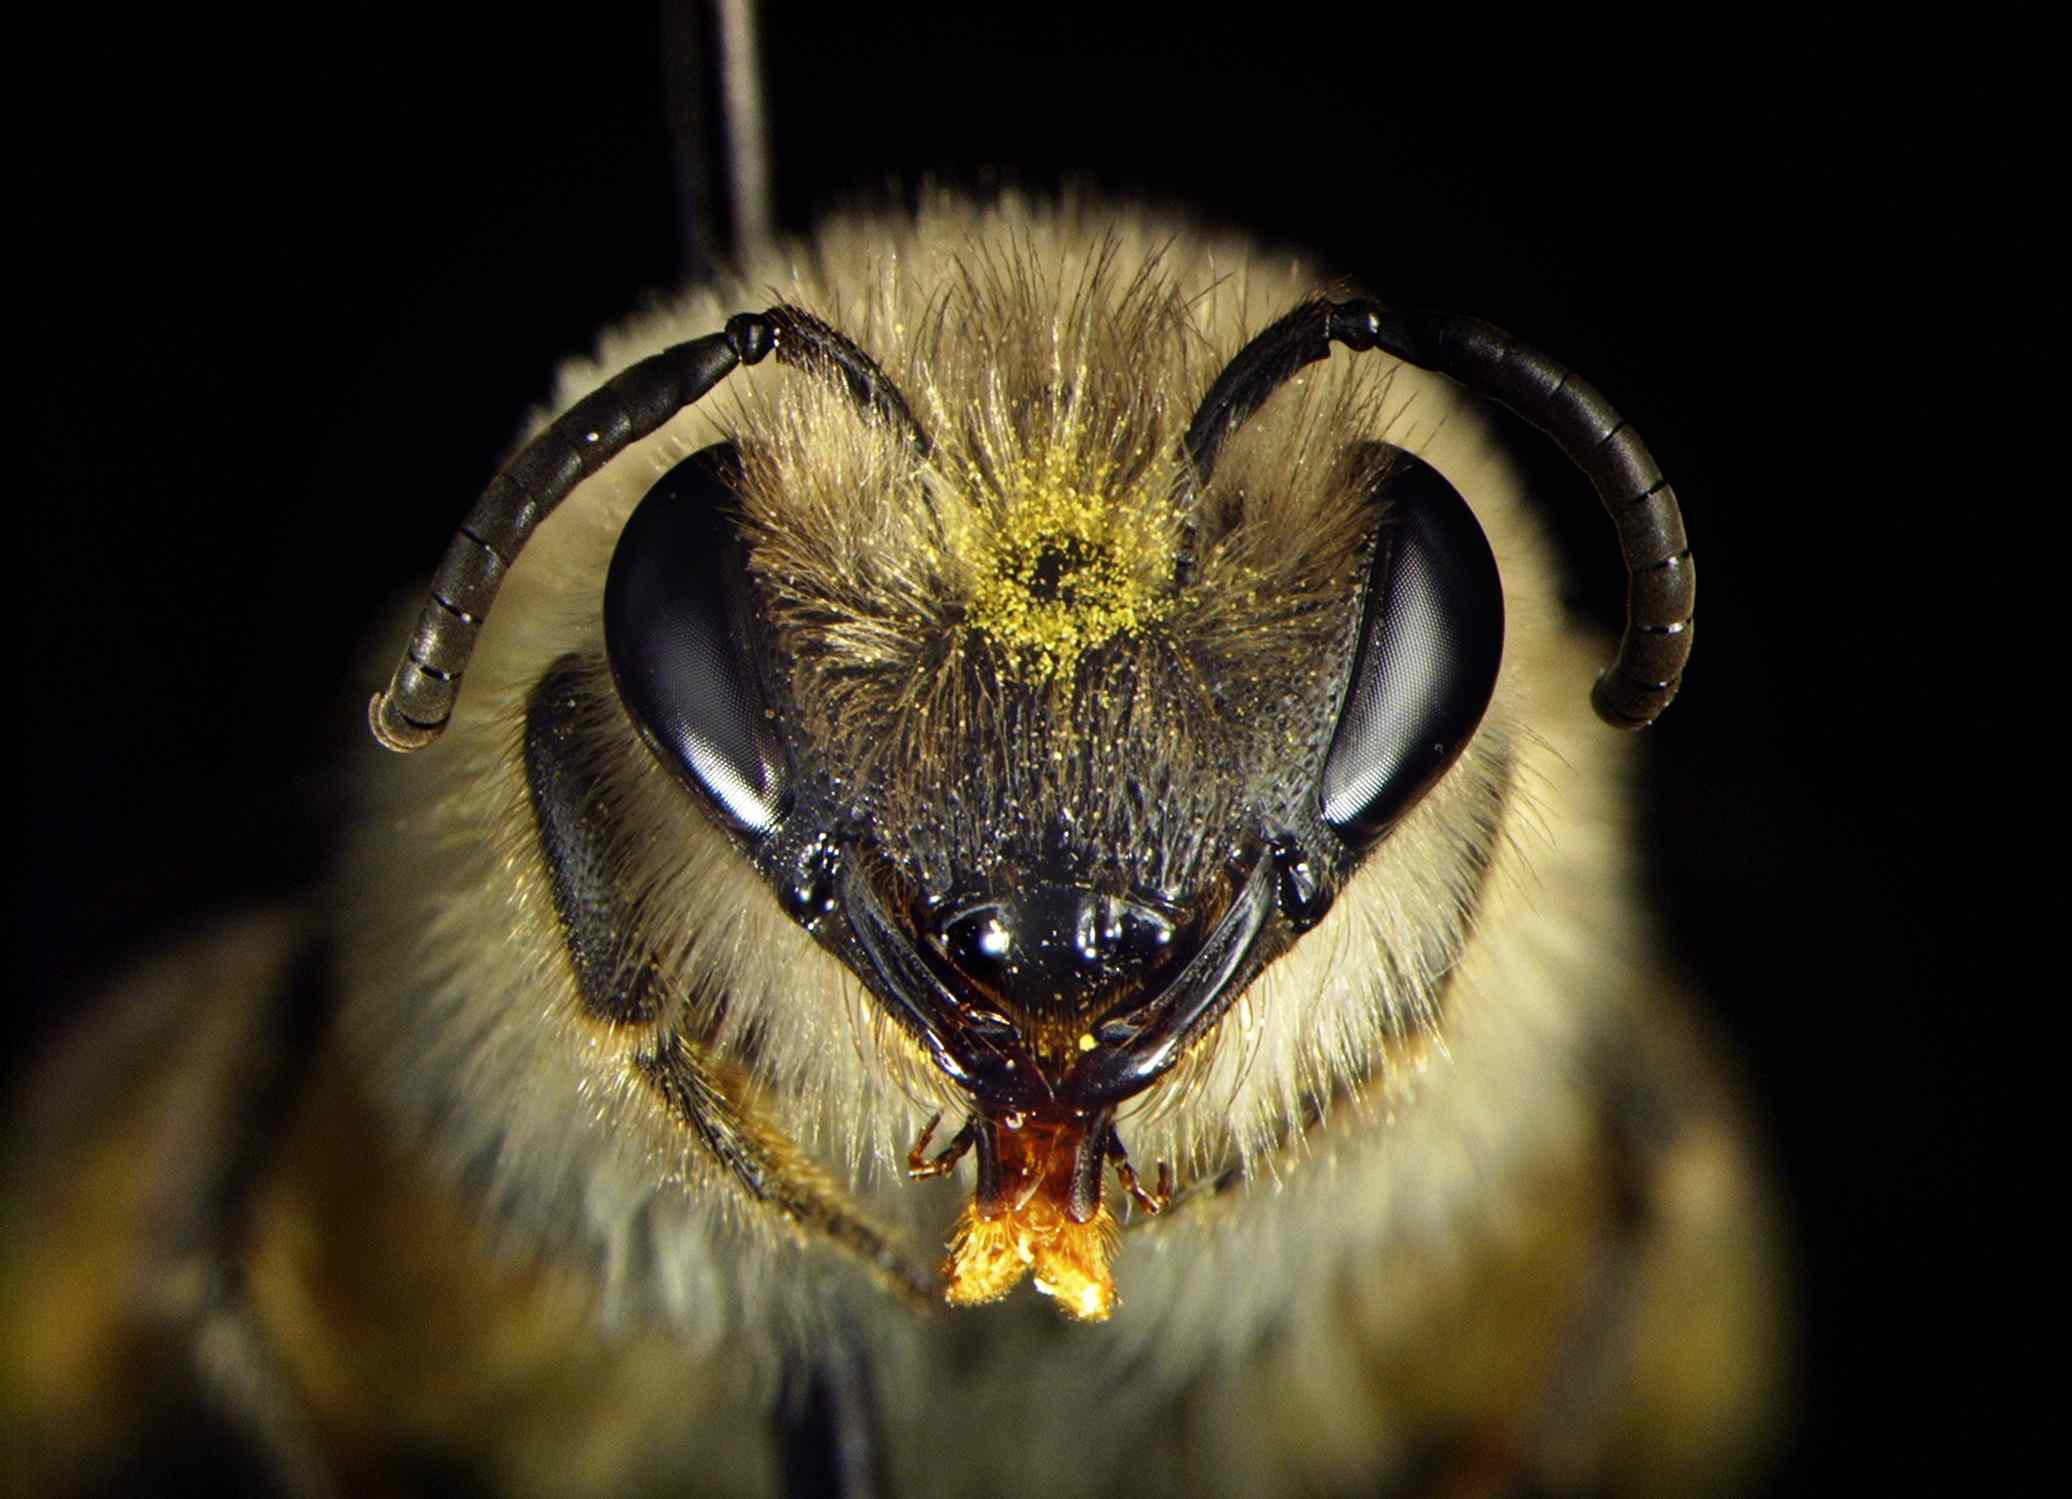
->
<box><xmin>599</xmin><ymin>274</ymin><xmax>1506</xmax><ymax>1314</ymax></box>
<box><xmin>376</xmin><ymin>224</ymin><xmax>1689</xmax><ymax>1319</ymax></box>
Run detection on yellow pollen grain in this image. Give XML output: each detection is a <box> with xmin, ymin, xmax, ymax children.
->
<box><xmin>961</xmin><ymin>450</ymin><xmax>1178</xmax><ymax>680</ymax></box>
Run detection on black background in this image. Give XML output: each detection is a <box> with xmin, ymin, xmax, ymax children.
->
<box><xmin>21</xmin><ymin>5</ymin><xmax>2030</xmax><ymax>1494</ymax></box>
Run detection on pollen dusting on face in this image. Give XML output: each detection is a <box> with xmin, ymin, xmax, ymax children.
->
<box><xmin>729</xmin><ymin>223</ymin><xmax>1385</xmax><ymax>894</ymax></box>
<box><xmin>957</xmin><ymin>444</ymin><xmax>1183</xmax><ymax>681</ymax></box>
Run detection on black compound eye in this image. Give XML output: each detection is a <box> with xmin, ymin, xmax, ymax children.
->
<box><xmin>604</xmin><ymin>442</ymin><xmax>791</xmax><ymax>839</ymax></box>
<box><xmin>1318</xmin><ymin>447</ymin><xmax>1504</xmax><ymax>849</ymax></box>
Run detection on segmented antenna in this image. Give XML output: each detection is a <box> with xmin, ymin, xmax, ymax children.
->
<box><xmin>1184</xmin><ymin>298</ymin><xmax>1694</xmax><ymax>729</ymax></box>
<box><xmin>369</xmin><ymin>306</ymin><xmax>927</xmax><ymax>751</ymax></box>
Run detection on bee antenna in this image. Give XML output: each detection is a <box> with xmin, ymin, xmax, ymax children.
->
<box><xmin>1181</xmin><ymin>298</ymin><xmax>1693</xmax><ymax>730</ymax></box>
<box><xmin>766</xmin><ymin>305</ymin><xmax>933</xmax><ymax>459</ymax></box>
<box><xmin>370</xmin><ymin>305</ymin><xmax>930</xmax><ymax>752</ymax></box>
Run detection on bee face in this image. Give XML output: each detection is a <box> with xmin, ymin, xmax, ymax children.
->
<box><xmin>588</xmin><ymin>248</ymin><xmax>1518</xmax><ymax>1313</ymax></box>
<box><xmin>351</xmin><ymin>197</ymin><xmax>1693</xmax><ymax>1332</ymax></box>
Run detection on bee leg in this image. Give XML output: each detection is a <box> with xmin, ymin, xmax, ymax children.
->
<box><xmin>634</xmin><ymin>1032</ymin><xmax>938</xmax><ymax>1310</ymax></box>
<box><xmin>135</xmin><ymin>916</ymin><xmax>346</xmax><ymax>1497</ymax></box>
<box><xmin>178</xmin><ymin>1263</ymin><xmax>343</xmax><ymax>1499</ymax></box>
<box><xmin>777</xmin><ymin>1314</ymin><xmax>891</xmax><ymax>1499</ymax></box>
<box><xmin>1510</xmin><ymin>999</ymin><xmax>1787</xmax><ymax>1493</ymax></box>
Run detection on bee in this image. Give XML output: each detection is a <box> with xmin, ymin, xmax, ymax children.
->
<box><xmin>9</xmin><ymin>192</ymin><xmax>1783</xmax><ymax>1496</ymax></box>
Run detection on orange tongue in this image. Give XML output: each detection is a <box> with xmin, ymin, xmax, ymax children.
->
<box><xmin>939</xmin><ymin>1117</ymin><xmax>1120</xmax><ymax>1321</ymax></box>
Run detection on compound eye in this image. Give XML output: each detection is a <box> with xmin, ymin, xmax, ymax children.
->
<box><xmin>604</xmin><ymin>442</ymin><xmax>791</xmax><ymax>839</ymax></box>
<box><xmin>1318</xmin><ymin>448</ymin><xmax>1504</xmax><ymax>849</ymax></box>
